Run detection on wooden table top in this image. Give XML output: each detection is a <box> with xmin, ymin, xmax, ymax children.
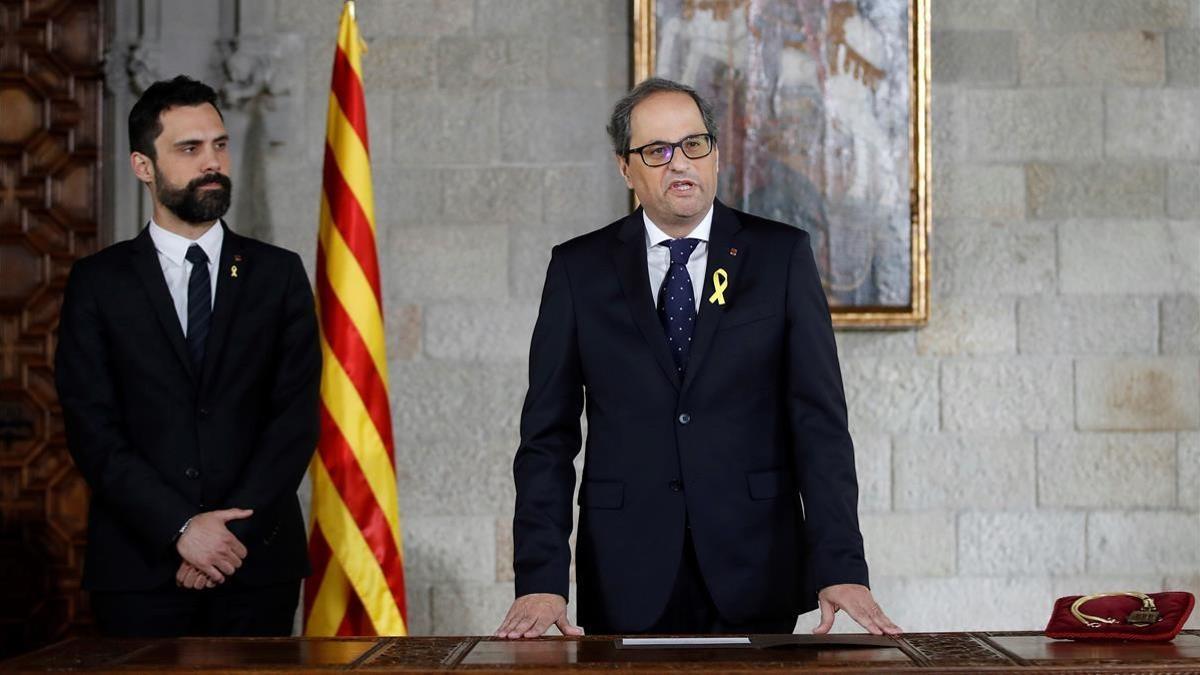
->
<box><xmin>4</xmin><ymin>631</ymin><xmax>1199</xmax><ymax>673</ymax></box>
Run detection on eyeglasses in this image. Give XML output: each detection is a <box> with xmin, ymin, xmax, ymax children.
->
<box><xmin>626</xmin><ymin>133</ymin><xmax>715</xmax><ymax>167</ymax></box>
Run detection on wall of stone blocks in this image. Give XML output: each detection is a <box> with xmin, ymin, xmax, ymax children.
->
<box><xmin>250</xmin><ymin>0</ymin><xmax>1199</xmax><ymax>635</ymax></box>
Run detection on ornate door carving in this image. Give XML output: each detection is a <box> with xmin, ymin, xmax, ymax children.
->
<box><xmin>0</xmin><ymin>0</ymin><xmax>103</xmax><ymax>657</ymax></box>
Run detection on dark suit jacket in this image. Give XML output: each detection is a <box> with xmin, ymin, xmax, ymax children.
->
<box><xmin>513</xmin><ymin>201</ymin><xmax>868</xmax><ymax>632</ymax></box>
<box><xmin>55</xmin><ymin>224</ymin><xmax>320</xmax><ymax>592</ymax></box>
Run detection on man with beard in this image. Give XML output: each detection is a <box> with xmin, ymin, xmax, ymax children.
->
<box><xmin>54</xmin><ymin>75</ymin><xmax>320</xmax><ymax>636</ymax></box>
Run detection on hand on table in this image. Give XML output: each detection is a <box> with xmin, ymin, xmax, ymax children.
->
<box><xmin>494</xmin><ymin>593</ymin><xmax>584</xmax><ymax>638</ymax></box>
<box><xmin>174</xmin><ymin>508</ymin><xmax>253</xmax><ymax>584</ymax></box>
<box><xmin>814</xmin><ymin>583</ymin><xmax>902</xmax><ymax>636</ymax></box>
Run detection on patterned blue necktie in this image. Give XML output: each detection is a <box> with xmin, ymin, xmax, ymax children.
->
<box><xmin>185</xmin><ymin>244</ymin><xmax>211</xmax><ymax>371</ymax></box>
<box><xmin>657</xmin><ymin>238</ymin><xmax>700</xmax><ymax>374</ymax></box>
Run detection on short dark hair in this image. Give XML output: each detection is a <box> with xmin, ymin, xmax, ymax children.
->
<box><xmin>128</xmin><ymin>75</ymin><xmax>222</xmax><ymax>159</ymax></box>
<box><xmin>606</xmin><ymin>77</ymin><xmax>718</xmax><ymax>157</ymax></box>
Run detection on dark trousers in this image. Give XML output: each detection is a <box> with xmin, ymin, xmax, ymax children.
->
<box><xmin>588</xmin><ymin>529</ymin><xmax>798</xmax><ymax>635</ymax></box>
<box><xmin>91</xmin><ymin>579</ymin><xmax>300</xmax><ymax>637</ymax></box>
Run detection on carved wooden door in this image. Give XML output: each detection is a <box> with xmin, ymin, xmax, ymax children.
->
<box><xmin>0</xmin><ymin>0</ymin><xmax>103</xmax><ymax>657</ymax></box>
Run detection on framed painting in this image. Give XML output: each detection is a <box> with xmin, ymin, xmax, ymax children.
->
<box><xmin>633</xmin><ymin>0</ymin><xmax>930</xmax><ymax>327</ymax></box>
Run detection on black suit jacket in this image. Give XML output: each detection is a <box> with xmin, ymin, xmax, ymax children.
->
<box><xmin>55</xmin><ymin>224</ymin><xmax>321</xmax><ymax>592</ymax></box>
<box><xmin>513</xmin><ymin>201</ymin><xmax>868</xmax><ymax>632</ymax></box>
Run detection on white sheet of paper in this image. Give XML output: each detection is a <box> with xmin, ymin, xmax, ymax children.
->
<box><xmin>620</xmin><ymin>637</ymin><xmax>751</xmax><ymax>647</ymax></box>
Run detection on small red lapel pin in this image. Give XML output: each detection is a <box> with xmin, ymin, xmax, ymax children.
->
<box><xmin>729</xmin><ymin>247</ymin><xmax>738</xmax><ymax>256</ymax></box>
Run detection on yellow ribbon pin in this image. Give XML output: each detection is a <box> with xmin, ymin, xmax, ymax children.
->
<box><xmin>230</xmin><ymin>265</ymin><xmax>238</xmax><ymax>278</ymax></box>
<box><xmin>708</xmin><ymin>268</ymin><xmax>728</xmax><ymax>305</ymax></box>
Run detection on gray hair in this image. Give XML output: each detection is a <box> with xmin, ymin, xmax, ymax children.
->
<box><xmin>606</xmin><ymin>77</ymin><xmax>718</xmax><ymax>156</ymax></box>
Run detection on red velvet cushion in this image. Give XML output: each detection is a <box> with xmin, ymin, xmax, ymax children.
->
<box><xmin>1045</xmin><ymin>592</ymin><xmax>1194</xmax><ymax>642</ymax></box>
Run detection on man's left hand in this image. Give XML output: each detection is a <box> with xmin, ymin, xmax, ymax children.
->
<box><xmin>175</xmin><ymin>561</ymin><xmax>217</xmax><ymax>590</ymax></box>
<box><xmin>813</xmin><ymin>584</ymin><xmax>901</xmax><ymax>635</ymax></box>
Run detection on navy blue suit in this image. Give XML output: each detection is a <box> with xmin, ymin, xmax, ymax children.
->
<box><xmin>55</xmin><ymin>225</ymin><xmax>319</xmax><ymax>635</ymax></box>
<box><xmin>513</xmin><ymin>201</ymin><xmax>868</xmax><ymax>633</ymax></box>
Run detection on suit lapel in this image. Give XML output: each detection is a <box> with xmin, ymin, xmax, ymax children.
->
<box><xmin>130</xmin><ymin>226</ymin><xmax>196</xmax><ymax>383</ymax></box>
<box><xmin>199</xmin><ymin>224</ymin><xmax>247</xmax><ymax>390</ymax></box>
<box><xmin>682</xmin><ymin>201</ymin><xmax>745</xmax><ymax>394</ymax></box>
<box><xmin>611</xmin><ymin>210</ymin><xmax>682</xmax><ymax>390</ymax></box>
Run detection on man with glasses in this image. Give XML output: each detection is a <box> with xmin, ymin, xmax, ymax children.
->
<box><xmin>497</xmin><ymin>78</ymin><xmax>897</xmax><ymax>637</ymax></box>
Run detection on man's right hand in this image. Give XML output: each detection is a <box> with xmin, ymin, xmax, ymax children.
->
<box><xmin>174</xmin><ymin>508</ymin><xmax>253</xmax><ymax>584</ymax></box>
<box><xmin>494</xmin><ymin>593</ymin><xmax>584</xmax><ymax>639</ymax></box>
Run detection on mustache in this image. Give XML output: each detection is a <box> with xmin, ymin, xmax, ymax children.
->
<box><xmin>186</xmin><ymin>173</ymin><xmax>232</xmax><ymax>192</ymax></box>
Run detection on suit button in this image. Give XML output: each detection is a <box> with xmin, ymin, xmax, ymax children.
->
<box><xmin>185</xmin><ymin>467</ymin><xmax>200</xmax><ymax>479</ymax></box>
<box><xmin>199</xmin><ymin>407</ymin><xmax>210</xmax><ymax>416</ymax></box>
<box><xmin>678</xmin><ymin>413</ymin><xmax>691</xmax><ymax>425</ymax></box>
<box><xmin>669</xmin><ymin>480</ymin><xmax>683</xmax><ymax>492</ymax></box>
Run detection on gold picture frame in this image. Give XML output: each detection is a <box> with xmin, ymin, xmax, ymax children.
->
<box><xmin>632</xmin><ymin>0</ymin><xmax>930</xmax><ymax>328</ymax></box>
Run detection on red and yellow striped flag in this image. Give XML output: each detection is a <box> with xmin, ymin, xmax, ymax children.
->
<box><xmin>304</xmin><ymin>0</ymin><xmax>407</xmax><ymax>637</ymax></box>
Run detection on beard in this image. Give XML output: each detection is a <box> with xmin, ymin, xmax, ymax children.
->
<box><xmin>154</xmin><ymin>167</ymin><xmax>232</xmax><ymax>224</ymax></box>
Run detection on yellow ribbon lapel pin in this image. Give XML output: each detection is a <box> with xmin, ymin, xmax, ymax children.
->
<box><xmin>708</xmin><ymin>268</ymin><xmax>728</xmax><ymax>305</ymax></box>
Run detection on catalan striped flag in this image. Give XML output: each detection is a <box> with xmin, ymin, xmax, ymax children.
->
<box><xmin>304</xmin><ymin>0</ymin><xmax>407</xmax><ymax>637</ymax></box>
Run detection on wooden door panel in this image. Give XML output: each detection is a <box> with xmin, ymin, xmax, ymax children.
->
<box><xmin>0</xmin><ymin>0</ymin><xmax>103</xmax><ymax>657</ymax></box>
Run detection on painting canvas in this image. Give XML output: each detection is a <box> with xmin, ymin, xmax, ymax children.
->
<box><xmin>635</xmin><ymin>0</ymin><xmax>929</xmax><ymax>326</ymax></box>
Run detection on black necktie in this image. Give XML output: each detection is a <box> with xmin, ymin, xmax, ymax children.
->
<box><xmin>184</xmin><ymin>244</ymin><xmax>211</xmax><ymax>371</ymax></box>
<box><xmin>657</xmin><ymin>238</ymin><xmax>700</xmax><ymax>374</ymax></box>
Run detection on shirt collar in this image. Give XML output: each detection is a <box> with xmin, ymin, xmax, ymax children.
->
<box><xmin>148</xmin><ymin>219</ymin><xmax>225</xmax><ymax>266</ymax></box>
<box><xmin>643</xmin><ymin>205</ymin><xmax>714</xmax><ymax>249</ymax></box>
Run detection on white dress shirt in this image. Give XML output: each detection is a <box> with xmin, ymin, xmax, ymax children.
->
<box><xmin>644</xmin><ymin>205</ymin><xmax>714</xmax><ymax>312</ymax></box>
<box><xmin>148</xmin><ymin>220</ymin><xmax>223</xmax><ymax>335</ymax></box>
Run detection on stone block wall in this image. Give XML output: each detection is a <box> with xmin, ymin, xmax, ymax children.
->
<box><xmin>894</xmin><ymin>0</ymin><xmax>1199</xmax><ymax>633</ymax></box>
<box><xmin>253</xmin><ymin>0</ymin><xmax>1198</xmax><ymax>634</ymax></box>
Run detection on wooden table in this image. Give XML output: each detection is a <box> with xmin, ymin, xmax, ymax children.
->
<box><xmin>4</xmin><ymin>631</ymin><xmax>1199</xmax><ymax>673</ymax></box>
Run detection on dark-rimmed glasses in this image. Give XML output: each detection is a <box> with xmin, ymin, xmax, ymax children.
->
<box><xmin>626</xmin><ymin>133</ymin><xmax>715</xmax><ymax>167</ymax></box>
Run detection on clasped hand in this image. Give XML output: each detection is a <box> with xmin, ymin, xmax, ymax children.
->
<box><xmin>174</xmin><ymin>508</ymin><xmax>253</xmax><ymax>590</ymax></box>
